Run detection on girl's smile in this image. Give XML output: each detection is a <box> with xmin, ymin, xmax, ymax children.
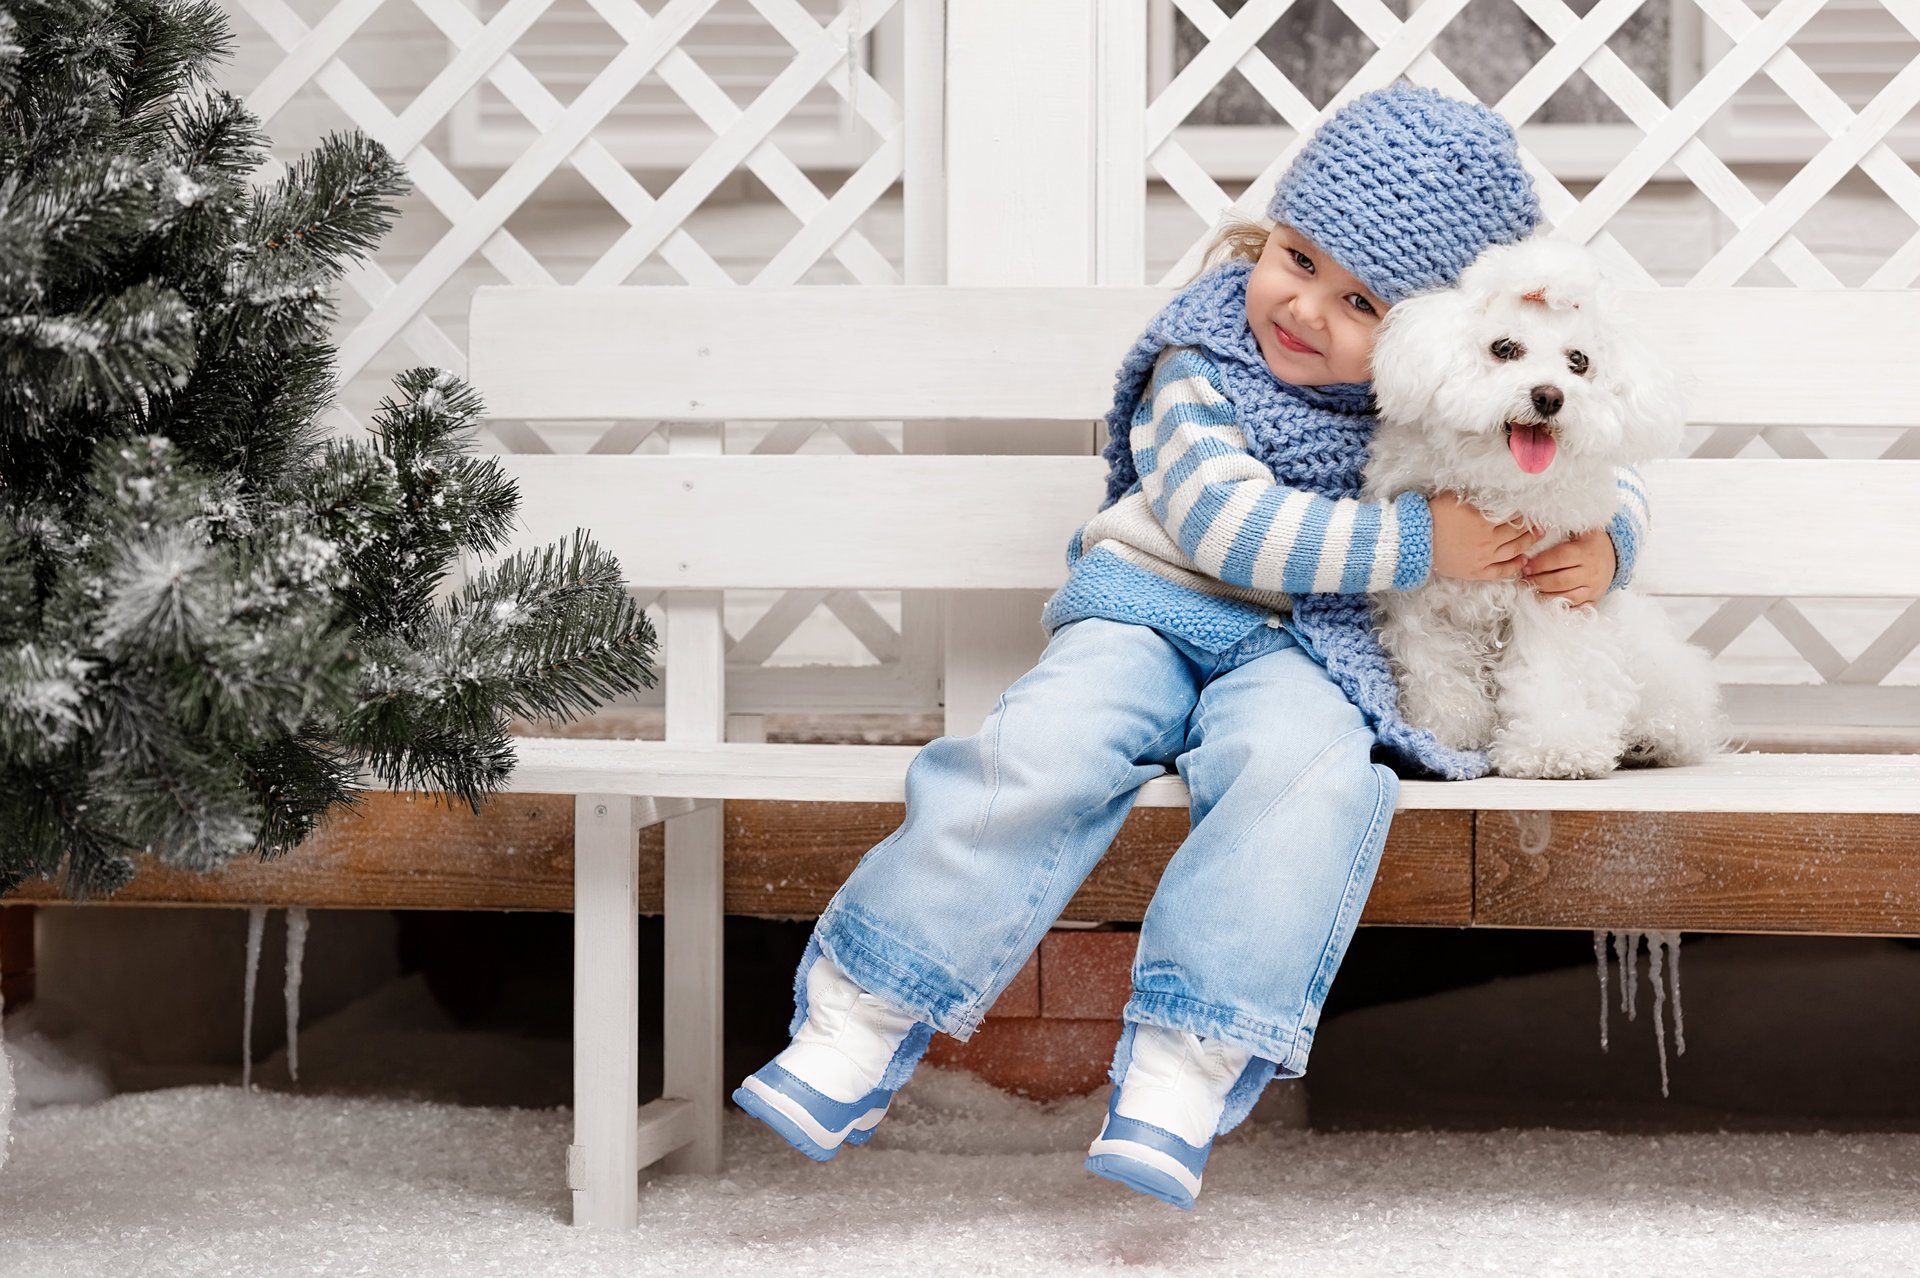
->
<box><xmin>1273</xmin><ymin>322</ymin><xmax>1318</xmax><ymax>355</ymax></box>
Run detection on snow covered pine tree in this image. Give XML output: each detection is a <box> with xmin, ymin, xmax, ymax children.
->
<box><xmin>0</xmin><ymin>0</ymin><xmax>657</xmax><ymax>895</ymax></box>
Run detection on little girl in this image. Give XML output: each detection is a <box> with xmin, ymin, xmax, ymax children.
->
<box><xmin>734</xmin><ymin>83</ymin><xmax>1644</xmax><ymax>1210</ymax></box>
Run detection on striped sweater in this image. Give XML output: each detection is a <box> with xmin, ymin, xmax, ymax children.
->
<box><xmin>1041</xmin><ymin>346</ymin><xmax>1649</xmax><ymax>652</ymax></box>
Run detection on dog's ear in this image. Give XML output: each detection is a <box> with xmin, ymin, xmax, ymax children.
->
<box><xmin>1369</xmin><ymin>287</ymin><xmax>1479</xmax><ymax>422</ymax></box>
<box><xmin>1597</xmin><ymin>292</ymin><xmax>1688</xmax><ymax>459</ymax></box>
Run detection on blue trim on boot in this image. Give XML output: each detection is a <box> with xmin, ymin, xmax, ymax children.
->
<box><xmin>1083</xmin><ymin>1089</ymin><xmax>1212</xmax><ymax>1211</ymax></box>
<box><xmin>732</xmin><ymin>1061</ymin><xmax>893</xmax><ymax>1162</ymax></box>
<box><xmin>1084</xmin><ymin>1153</ymin><xmax>1197</xmax><ymax>1211</ymax></box>
<box><xmin>733</xmin><ymin>1083</ymin><xmax>837</xmax><ymax>1162</ymax></box>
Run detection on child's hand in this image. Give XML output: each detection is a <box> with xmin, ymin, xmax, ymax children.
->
<box><xmin>1522</xmin><ymin>527</ymin><xmax>1616</xmax><ymax>608</ymax></box>
<box><xmin>1428</xmin><ymin>492</ymin><xmax>1535</xmax><ymax>582</ymax></box>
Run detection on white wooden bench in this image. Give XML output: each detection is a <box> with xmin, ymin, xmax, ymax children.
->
<box><xmin>467</xmin><ymin>283</ymin><xmax>1920</xmax><ymax>1229</ymax></box>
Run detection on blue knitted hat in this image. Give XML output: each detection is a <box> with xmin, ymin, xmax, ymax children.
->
<box><xmin>1268</xmin><ymin>83</ymin><xmax>1541</xmax><ymax>304</ymax></box>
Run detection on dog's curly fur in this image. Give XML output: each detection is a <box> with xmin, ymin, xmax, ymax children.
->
<box><xmin>1363</xmin><ymin>239</ymin><xmax>1723</xmax><ymax>779</ymax></box>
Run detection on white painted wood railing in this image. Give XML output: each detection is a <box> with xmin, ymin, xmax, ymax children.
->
<box><xmin>468</xmin><ymin>281</ymin><xmax>1920</xmax><ymax>1228</ymax></box>
<box><xmin>476</xmin><ymin>284</ymin><xmax>1920</xmax><ymax>744</ymax></box>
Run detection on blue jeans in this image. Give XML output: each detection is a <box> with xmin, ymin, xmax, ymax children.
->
<box><xmin>800</xmin><ymin>616</ymin><xmax>1397</xmax><ymax>1126</ymax></box>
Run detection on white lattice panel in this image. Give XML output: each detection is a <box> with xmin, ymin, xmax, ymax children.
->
<box><xmin>214</xmin><ymin>0</ymin><xmax>1920</xmax><ymax>739</ymax></box>
<box><xmin>1141</xmin><ymin>0</ymin><xmax>1920</xmax><ymax>740</ymax></box>
<box><xmin>217</xmin><ymin>0</ymin><xmax>940</xmax><ymax>722</ymax></box>
<box><xmin>447</xmin><ymin>0</ymin><xmax>873</xmax><ymax>168</ymax></box>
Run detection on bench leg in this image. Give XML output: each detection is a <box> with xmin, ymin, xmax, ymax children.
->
<box><xmin>571</xmin><ymin>795</ymin><xmax>641</xmax><ymax>1229</ymax></box>
<box><xmin>661</xmin><ymin>802</ymin><xmax>724</xmax><ymax>1174</ymax></box>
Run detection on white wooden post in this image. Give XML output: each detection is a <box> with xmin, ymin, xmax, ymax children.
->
<box><xmin>571</xmin><ymin>793</ymin><xmax>643</xmax><ymax>1230</ymax></box>
<box><xmin>1096</xmin><ymin>3</ymin><xmax>1149</xmax><ymax>289</ymax></box>
<box><xmin>938</xmin><ymin>1</ymin><xmax>1147</xmax><ymax>734</ymax></box>
<box><xmin>898</xmin><ymin>0</ymin><xmax>950</xmax><ymax>722</ymax></box>
<box><xmin>661</xmin><ymin>421</ymin><xmax>726</xmax><ymax>1175</ymax></box>
<box><xmin>902</xmin><ymin>0</ymin><xmax>946</xmax><ymax>288</ymax></box>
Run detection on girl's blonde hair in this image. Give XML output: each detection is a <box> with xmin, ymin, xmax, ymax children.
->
<box><xmin>1199</xmin><ymin>213</ymin><xmax>1275</xmax><ymax>277</ymax></box>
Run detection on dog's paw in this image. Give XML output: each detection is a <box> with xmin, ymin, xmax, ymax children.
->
<box><xmin>1490</xmin><ymin>737</ymin><xmax>1621</xmax><ymax>780</ymax></box>
<box><xmin>1398</xmin><ymin>687</ymin><xmax>1498</xmax><ymax>753</ymax></box>
<box><xmin>1621</xmin><ymin>723</ymin><xmax>1720</xmax><ymax>768</ymax></box>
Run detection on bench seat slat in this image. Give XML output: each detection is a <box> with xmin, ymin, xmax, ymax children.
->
<box><xmin>499</xmin><ymin>456</ymin><xmax>1920</xmax><ymax>599</ymax></box>
<box><xmin>469</xmin><ymin>286</ymin><xmax>1920</xmax><ymax>428</ymax></box>
<box><xmin>504</xmin><ymin>739</ymin><xmax>1920</xmax><ymax>814</ymax></box>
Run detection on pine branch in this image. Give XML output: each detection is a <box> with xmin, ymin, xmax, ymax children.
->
<box><xmin>0</xmin><ymin>153</ymin><xmax>170</xmax><ymax>303</ymax></box>
<box><xmin>0</xmin><ymin>518</ymin><xmax>37</xmax><ymax>642</ymax></box>
<box><xmin>0</xmin><ymin>641</ymin><xmax>91</xmax><ymax>763</ymax></box>
<box><xmin>164</xmin><ymin>88</ymin><xmax>262</xmax><ymax>180</ymax></box>
<box><xmin>0</xmin><ymin>277</ymin><xmax>196</xmax><ymax>430</ymax></box>
<box><xmin>3</xmin><ymin>1</ymin><xmax>134</xmax><ymax>176</ymax></box>
<box><xmin>0</xmin><ymin>9</ymin><xmax>22</xmax><ymax>105</ymax></box>
<box><xmin>115</xmin><ymin>0</ymin><xmax>230</xmax><ymax>134</ymax></box>
<box><xmin>0</xmin><ymin>767</ymin><xmax>137</xmax><ymax>899</ymax></box>
<box><xmin>245</xmin><ymin>724</ymin><xmax>360</xmax><ymax>856</ymax></box>
<box><xmin>343</xmin><ymin>368</ymin><xmax>519</xmax><ymax>636</ymax></box>
<box><xmin>374</xmin><ymin>369</ymin><xmax>521</xmax><ymax>560</ymax></box>
<box><xmin>347</xmin><ymin>699</ymin><xmax>518</xmax><ymax>813</ymax></box>
<box><xmin>242</xmin><ymin>131</ymin><xmax>405</xmax><ymax>268</ymax></box>
<box><xmin>0</xmin><ymin>1</ymin><xmax>656</xmax><ymax>896</ymax></box>
<box><xmin>133</xmin><ymin>89</ymin><xmax>262</xmax><ymax>297</ymax></box>
<box><xmin>160</xmin><ymin>341</ymin><xmax>338</xmax><ymax>489</ymax></box>
<box><xmin>450</xmin><ymin>530</ymin><xmax>659</xmax><ymax>722</ymax></box>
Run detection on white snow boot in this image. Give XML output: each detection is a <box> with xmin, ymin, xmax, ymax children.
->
<box><xmin>733</xmin><ymin>956</ymin><xmax>919</xmax><ymax>1161</ymax></box>
<box><xmin>1085</xmin><ymin>1023</ymin><xmax>1253</xmax><ymax>1210</ymax></box>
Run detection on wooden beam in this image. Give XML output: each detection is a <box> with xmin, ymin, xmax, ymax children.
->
<box><xmin>7</xmin><ymin>796</ymin><xmax>1471</xmax><ymax>925</ymax></box>
<box><xmin>1475</xmin><ymin>810</ymin><xmax>1920</xmax><ymax>935</ymax></box>
<box><xmin>9</xmin><ymin>794</ymin><xmax>581</xmax><ymax>911</ymax></box>
<box><xmin>36</xmin><ymin>798</ymin><xmax>1920</xmax><ymax>936</ymax></box>
<box><xmin>1066</xmin><ymin>809</ymin><xmax>1471</xmax><ymax>927</ymax></box>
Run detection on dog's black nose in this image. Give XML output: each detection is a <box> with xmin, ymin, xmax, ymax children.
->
<box><xmin>1530</xmin><ymin>384</ymin><xmax>1564</xmax><ymax>417</ymax></box>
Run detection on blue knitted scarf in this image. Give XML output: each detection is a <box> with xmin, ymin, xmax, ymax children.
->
<box><xmin>1100</xmin><ymin>259</ymin><xmax>1489</xmax><ymax>781</ymax></box>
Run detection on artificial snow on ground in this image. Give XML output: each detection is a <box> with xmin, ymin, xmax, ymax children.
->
<box><xmin>3</xmin><ymin>1067</ymin><xmax>1919</xmax><ymax>1276</ymax></box>
<box><xmin>9</xmin><ymin>934</ymin><xmax>1920</xmax><ymax>1272</ymax></box>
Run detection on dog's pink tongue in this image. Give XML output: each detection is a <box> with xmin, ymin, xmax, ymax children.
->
<box><xmin>1509</xmin><ymin>424</ymin><xmax>1557</xmax><ymax>474</ymax></box>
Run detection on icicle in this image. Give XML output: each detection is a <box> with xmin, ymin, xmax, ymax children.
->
<box><xmin>1592</xmin><ymin>930</ymin><xmax>1610</xmax><ymax>1052</ymax></box>
<box><xmin>1649</xmin><ymin>934</ymin><xmax>1671</xmax><ymax>1097</ymax></box>
<box><xmin>1610</xmin><ymin>930</ymin><xmax>1628</xmax><ymax>1013</ymax></box>
<box><xmin>242</xmin><ymin>906</ymin><xmax>266</xmax><ymax>1092</ymax></box>
<box><xmin>1660</xmin><ymin>929</ymin><xmax>1687</xmax><ymax>1056</ymax></box>
<box><xmin>283</xmin><ymin>907</ymin><xmax>309</xmax><ymax>1084</ymax></box>
<box><xmin>1621</xmin><ymin>930</ymin><xmax>1642</xmax><ymax>1020</ymax></box>
<box><xmin>1593</xmin><ymin>930</ymin><xmax>1688</xmax><ymax>1094</ymax></box>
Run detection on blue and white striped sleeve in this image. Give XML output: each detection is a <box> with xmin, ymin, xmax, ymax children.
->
<box><xmin>1605</xmin><ymin>464</ymin><xmax>1650</xmax><ymax>592</ymax></box>
<box><xmin>1133</xmin><ymin>348</ymin><xmax>1433</xmax><ymax>595</ymax></box>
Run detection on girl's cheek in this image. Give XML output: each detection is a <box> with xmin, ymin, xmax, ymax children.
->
<box><xmin>1356</xmin><ymin>333</ymin><xmax>1381</xmax><ymax>371</ymax></box>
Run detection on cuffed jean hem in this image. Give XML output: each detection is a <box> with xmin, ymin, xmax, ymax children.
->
<box><xmin>1107</xmin><ymin>1021</ymin><xmax>1283</xmax><ymax>1137</ymax></box>
<box><xmin>1122</xmin><ymin>989</ymin><xmax>1313</xmax><ymax>1078</ymax></box>
<box><xmin>790</xmin><ymin>934</ymin><xmax>937</xmax><ymax>1093</ymax></box>
<box><xmin>814</xmin><ymin>905</ymin><xmax>995</xmax><ymax>1041</ymax></box>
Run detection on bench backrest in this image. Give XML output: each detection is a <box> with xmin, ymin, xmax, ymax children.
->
<box><xmin>469</xmin><ymin>286</ymin><xmax>1920</xmax><ymax>744</ymax></box>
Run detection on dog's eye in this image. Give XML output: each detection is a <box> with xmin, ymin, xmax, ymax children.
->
<box><xmin>1490</xmin><ymin>338</ymin><xmax>1525</xmax><ymax>361</ymax></box>
<box><xmin>1567</xmin><ymin>349</ymin><xmax>1590</xmax><ymax>376</ymax></box>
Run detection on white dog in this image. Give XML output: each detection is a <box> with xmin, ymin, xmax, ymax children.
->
<box><xmin>1363</xmin><ymin>238</ymin><xmax>1721</xmax><ymax>779</ymax></box>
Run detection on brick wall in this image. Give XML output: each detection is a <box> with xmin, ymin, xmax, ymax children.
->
<box><xmin>924</xmin><ymin>930</ymin><xmax>1135</xmax><ymax>1100</ymax></box>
